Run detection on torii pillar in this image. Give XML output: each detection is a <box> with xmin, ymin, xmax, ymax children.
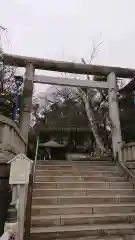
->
<box><xmin>20</xmin><ymin>63</ymin><xmax>35</xmax><ymax>144</ymax></box>
<box><xmin>108</xmin><ymin>72</ymin><xmax>122</xmax><ymax>160</ymax></box>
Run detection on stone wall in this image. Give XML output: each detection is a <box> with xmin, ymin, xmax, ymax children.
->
<box><xmin>0</xmin><ymin>115</ymin><xmax>27</xmax><ymax>162</ymax></box>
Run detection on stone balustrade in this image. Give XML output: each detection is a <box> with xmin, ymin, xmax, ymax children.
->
<box><xmin>119</xmin><ymin>142</ymin><xmax>135</xmax><ymax>174</ymax></box>
<box><xmin>0</xmin><ymin>115</ymin><xmax>27</xmax><ymax>162</ymax></box>
<box><xmin>120</xmin><ymin>142</ymin><xmax>135</xmax><ymax>161</ymax></box>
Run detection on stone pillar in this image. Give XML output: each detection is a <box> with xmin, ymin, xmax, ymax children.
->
<box><xmin>107</xmin><ymin>72</ymin><xmax>122</xmax><ymax>160</ymax></box>
<box><xmin>20</xmin><ymin>63</ymin><xmax>35</xmax><ymax>143</ymax></box>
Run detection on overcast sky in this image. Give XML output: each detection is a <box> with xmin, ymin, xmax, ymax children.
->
<box><xmin>1</xmin><ymin>0</ymin><xmax>135</xmax><ymax>92</ymax></box>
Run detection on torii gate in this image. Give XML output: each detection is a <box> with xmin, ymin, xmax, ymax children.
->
<box><xmin>3</xmin><ymin>53</ymin><xmax>135</xmax><ymax>159</ymax></box>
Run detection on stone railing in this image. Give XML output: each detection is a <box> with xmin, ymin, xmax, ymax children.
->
<box><xmin>119</xmin><ymin>142</ymin><xmax>135</xmax><ymax>163</ymax></box>
<box><xmin>118</xmin><ymin>142</ymin><xmax>135</xmax><ymax>180</ymax></box>
<box><xmin>0</xmin><ymin>115</ymin><xmax>27</xmax><ymax>162</ymax></box>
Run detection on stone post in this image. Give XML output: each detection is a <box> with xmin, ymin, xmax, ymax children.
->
<box><xmin>20</xmin><ymin>63</ymin><xmax>35</xmax><ymax>143</ymax></box>
<box><xmin>107</xmin><ymin>72</ymin><xmax>122</xmax><ymax>160</ymax></box>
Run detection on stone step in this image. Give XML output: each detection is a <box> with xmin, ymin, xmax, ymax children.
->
<box><xmin>35</xmin><ymin>175</ymin><xmax>127</xmax><ymax>182</ymax></box>
<box><xmin>37</xmin><ymin>160</ymin><xmax>114</xmax><ymax>166</ymax></box>
<box><xmin>32</xmin><ymin>188</ymin><xmax>135</xmax><ymax>197</ymax></box>
<box><xmin>34</xmin><ymin>181</ymin><xmax>133</xmax><ymax>190</ymax></box>
<box><xmin>31</xmin><ymin>161</ymin><xmax>135</xmax><ymax>240</ymax></box>
<box><xmin>36</xmin><ymin>165</ymin><xmax>119</xmax><ymax>171</ymax></box>
<box><xmin>33</xmin><ymin>236</ymin><xmax>125</xmax><ymax>240</ymax></box>
<box><xmin>35</xmin><ymin>170</ymin><xmax>124</xmax><ymax>177</ymax></box>
<box><xmin>31</xmin><ymin>203</ymin><xmax>135</xmax><ymax>216</ymax></box>
<box><xmin>32</xmin><ymin>195</ymin><xmax>135</xmax><ymax>205</ymax></box>
<box><xmin>47</xmin><ymin>237</ymin><xmax>132</xmax><ymax>240</ymax></box>
<box><xmin>41</xmin><ymin>236</ymin><xmax>132</xmax><ymax>240</ymax></box>
<box><xmin>31</xmin><ymin>212</ymin><xmax>135</xmax><ymax>227</ymax></box>
<box><xmin>30</xmin><ymin>223</ymin><xmax>135</xmax><ymax>240</ymax></box>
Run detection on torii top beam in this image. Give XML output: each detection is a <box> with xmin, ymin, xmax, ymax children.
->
<box><xmin>3</xmin><ymin>53</ymin><xmax>135</xmax><ymax>78</ymax></box>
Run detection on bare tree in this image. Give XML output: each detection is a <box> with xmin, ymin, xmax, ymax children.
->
<box><xmin>0</xmin><ymin>26</ymin><xmax>17</xmax><ymax>118</ymax></box>
<box><xmin>69</xmin><ymin>42</ymin><xmax>107</xmax><ymax>153</ymax></box>
<box><xmin>0</xmin><ymin>26</ymin><xmax>16</xmax><ymax>93</ymax></box>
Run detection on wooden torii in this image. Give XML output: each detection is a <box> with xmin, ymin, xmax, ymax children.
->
<box><xmin>3</xmin><ymin>53</ymin><xmax>135</xmax><ymax>159</ymax></box>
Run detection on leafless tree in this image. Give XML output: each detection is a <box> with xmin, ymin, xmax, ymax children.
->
<box><xmin>0</xmin><ymin>26</ymin><xmax>16</xmax><ymax>96</ymax></box>
<box><xmin>68</xmin><ymin>42</ymin><xmax>107</xmax><ymax>153</ymax></box>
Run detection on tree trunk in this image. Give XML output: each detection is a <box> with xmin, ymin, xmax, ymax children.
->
<box><xmin>81</xmin><ymin>91</ymin><xmax>106</xmax><ymax>153</ymax></box>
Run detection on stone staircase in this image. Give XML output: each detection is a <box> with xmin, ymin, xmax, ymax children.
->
<box><xmin>30</xmin><ymin>160</ymin><xmax>135</xmax><ymax>240</ymax></box>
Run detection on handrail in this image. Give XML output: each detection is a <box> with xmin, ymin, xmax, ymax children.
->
<box><xmin>24</xmin><ymin>137</ymin><xmax>39</xmax><ymax>240</ymax></box>
<box><xmin>118</xmin><ymin>158</ymin><xmax>135</xmax><ymax>180</ymax></box>
<box><xmin>24</xmin><ymin>166</ymin><xmax>34</xmax><ymax>240</ymax></box>
<box><xmin>118</xmin><ymin>142</ymin><xmax>135</xmax><ymax>181</ymax></box>
<box><xmin>33</xmin><ymin>136</ymin><xmax>39</xmax><ymax>182</ymax></box>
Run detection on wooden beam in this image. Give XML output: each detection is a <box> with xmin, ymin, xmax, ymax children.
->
<box><xmin>3</xmin><ymin>53</ymin><xmax>135</xmax><ymax>78</ymax></box>
<box><xmin>34</xmin><ymin>75</ymin><xmax>109</xmax><ymax>89</ymax></box>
